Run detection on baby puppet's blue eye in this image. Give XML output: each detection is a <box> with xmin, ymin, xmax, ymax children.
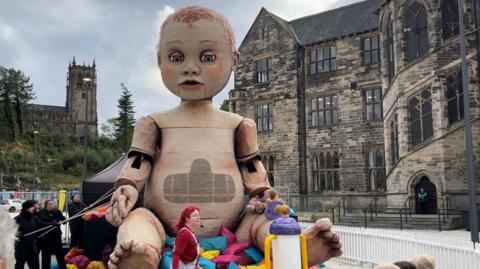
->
<box><xmin>200</xmin><ymin>52</ymin><xmax>216</xmax><ymax>63</ymax></box>
<box><xmin>169</xmin><ymin>52</ymin><xmax>184</xmax><ymax>63</ymax></box>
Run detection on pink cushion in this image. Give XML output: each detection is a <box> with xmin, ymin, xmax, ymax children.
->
<box><xmin>220</xmin><ymin>226</ymin><xmax>236</xmax><ymax>245</ymax></box>
<box><xmin>212</xmin><ymin>254</ymin><xmax>242</xmax><ymax>264</ymax></box>
<box><xmin>68</xmin><ymin>255</ymin><xmax>90</xmax><ymax>268</ymax></box>
<box><xmin>222</xmin><ymin>242</ymin><xmax>249</xmax><ymax>255</ymax></box>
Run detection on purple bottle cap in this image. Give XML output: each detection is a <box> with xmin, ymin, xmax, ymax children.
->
<box><xmin>264</xmin><ymin>200</ymin><xmax>285</xmax><ymax>220</ymax></box>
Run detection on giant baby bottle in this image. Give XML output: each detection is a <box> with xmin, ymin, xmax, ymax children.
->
<box><xmin>264</xmin><ymin>204</ymin><xmax>308</xmax><ymax>269</ymax></box>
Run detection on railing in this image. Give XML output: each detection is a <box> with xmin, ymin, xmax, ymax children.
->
<box><xmin>299</xmin><ymin>223</ymin><xmax>480</xmax><ymax>269</ymax></box>
<box><xmin>363</xmin><ymin>197</ymin><xmax>378</xmax><ymax>228</ymax></box>
<box><xmin>399</xmin><ymin>196</ymin><xmax>413</xmax><ymax>230</ymax></box>
<box><xmin>330</xmin><ymin>197</ymin><xmax>346</xmax><ymax>224</ymax></box>
<box><xmin>437</xmin><ymin>196</ymin><xmax>450</xmax><ymax>231</ymax></box>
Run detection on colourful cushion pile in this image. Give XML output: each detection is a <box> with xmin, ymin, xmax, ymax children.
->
<box><xmin>64</xmin><ymin>246</ymin><xmax>111</xmax><ymax>269</ymax></box>
<box><xmin>161</xmin><ymin>226</ymin><xmax>268</xmax><ymax>269</ymax></box>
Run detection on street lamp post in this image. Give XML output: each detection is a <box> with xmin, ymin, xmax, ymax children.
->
<box><xmin>82</xmin><ymin>77</ymin><xmax>92</xmax><ymax>180</ymax></box>
<box><xmin>0</xmin><ymin>151</ymin><xmax>4</xmax><ymax>190</ymax></box>
<box><xmin>33</xmin><ymin>130</ymin><xmax>39</xmax><ymax>192</ymax></box>
<box><xmin>458</xmin><ymin>0</ymin><xmax>479</xmax><ymax>244</ymax></box>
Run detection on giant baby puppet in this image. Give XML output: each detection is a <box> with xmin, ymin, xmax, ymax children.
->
<box><xmin>105</xmin><ymin>6</ymin><xmax>342</xmax><ymax>269</ymax></box>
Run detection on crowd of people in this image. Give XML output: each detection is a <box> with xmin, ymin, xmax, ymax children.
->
<box><xmin>374</xmin><ymin>255</ymin><xmax>437</xmax><ymax>269</ymax></box>
<box><xmin>0</xmin><ymin>193</ymin><xmax>85</xmax><ymax>269</ymax></box>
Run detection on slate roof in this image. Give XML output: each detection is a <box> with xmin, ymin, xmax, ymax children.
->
<box><xmin>265</xmin><ymin>0</ymin><xmax>384</xmax><ymax>46</ymax></box>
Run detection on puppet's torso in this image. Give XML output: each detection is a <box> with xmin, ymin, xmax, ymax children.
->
<box><xmin>143</xmin><ymin>102</ymin><xmax>245</xmax><ymax>236</ymax></box>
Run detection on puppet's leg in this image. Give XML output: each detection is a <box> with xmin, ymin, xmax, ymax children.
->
<box><xmin>108</xmin><ymin>208</ymin><xmax>165</xmax><ymax>269</ymax></box>
<box><xmin>235</xmin><ymin>213</ymin><xmax>342</xmax><ymax>267</ymax></box>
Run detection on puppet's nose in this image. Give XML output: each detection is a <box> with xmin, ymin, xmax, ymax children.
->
<box><xmin>182</xmin><ymin>61</ymin><xmax>200</xmax><ymax>75</ymax></box>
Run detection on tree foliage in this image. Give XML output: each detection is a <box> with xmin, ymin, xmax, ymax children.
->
<box><xmin>114</xmin><ymin>83</ymin><xmax>135</xmax><ymax>151</ymax></box>
<box><xmin>220</xmin><ymin>99</ymin><xmax>229</xmax><ymax>112</ymax></box>
<box><xmin>0</xmin><ymin>67</ymin><xmax>35</xmax><ymax>141</ymax></box>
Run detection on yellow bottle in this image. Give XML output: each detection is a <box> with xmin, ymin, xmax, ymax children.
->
<box><xmin>264</xmin><ymin>205</ymin><xmax>308</xmax><ymax>269</ymax></box>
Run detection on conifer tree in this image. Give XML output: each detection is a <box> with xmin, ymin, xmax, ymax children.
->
<box><xmin>114</xmin><ymin>83</ymin><xmax>135</xmax><ymax>151</ymax></box>
<box><xmin>0</xmin><ymin>67</ymin><xmax>34</xmax><ymax>140</ymax></box>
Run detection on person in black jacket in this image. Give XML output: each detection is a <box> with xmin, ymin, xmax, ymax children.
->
<box><xmin>14</xmin><ymin>200</ymin><xmax>40</xmax><ymax>269</ymax></box>
<box><xmin>67</xmin><ymin>193</ymin><xmax>85</xmax><ymax>248</ymax></box>
<box><xmin>38</xmin><ymin>200</ymin><xmax>67</xmax><ymax>269</ymax></box>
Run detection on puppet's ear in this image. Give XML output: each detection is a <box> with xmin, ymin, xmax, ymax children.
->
<box><xmin>231</xmin><ymin>51</ymin><xmax>240</xmax><ymax>71</ymax></box>
<box><xmin>157</xmin><ymin>51</ymin><xmax>162</xmax><ymax>68</ymax></box>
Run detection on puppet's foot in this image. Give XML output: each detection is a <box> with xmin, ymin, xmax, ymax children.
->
<box><xmin>108</xmin><ymin>239</ymin><xmax>160</xmax><ymax>269</ymax></box>
<box><xmin>303</xmin><ymin>218</ymin><xmax>343</xmax><ymax>267</ymax></box>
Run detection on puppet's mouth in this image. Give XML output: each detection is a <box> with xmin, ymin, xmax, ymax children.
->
<box><xmin>180</xmin><ymin>80</ymin><xmax>204</xmax><ymax>90</ymax></box>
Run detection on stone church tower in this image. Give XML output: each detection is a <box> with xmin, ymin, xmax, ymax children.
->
<box><xmin>22</xmin><ymin>57</ymin><xmax>98</xmax><ymax>137</ymax></box>
<box><xmin>66</xmin><ymin>57</ymin><xmax>98</xmax><ymax>136</ymax></box>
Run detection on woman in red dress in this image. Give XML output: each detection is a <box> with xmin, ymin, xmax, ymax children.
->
<box><xmin>171</xmin><ymin>206</ymin><xmax>202</xmax><ymax>269</ymax></box>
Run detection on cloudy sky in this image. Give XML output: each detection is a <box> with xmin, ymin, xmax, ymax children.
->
<box><xmin>0</xmin><ymin>0</ymin><xmax>363</xmax><ymax>129</ymax></box>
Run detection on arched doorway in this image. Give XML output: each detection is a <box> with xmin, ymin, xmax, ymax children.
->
<box><xmin>414</xmin><ymin>176</ymin><xmax>437</xmax><ymax>214</ymax></box>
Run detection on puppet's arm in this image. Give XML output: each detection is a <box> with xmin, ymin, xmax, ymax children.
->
<box><xmin>106</xmin><ymin>116</ymin><xmax>160</xmax><ymax>226</ymax></box>
<box><xmin>235</xmin><ymin>118</ymin><xmax>275</xmax><ymax>209</ymax></box>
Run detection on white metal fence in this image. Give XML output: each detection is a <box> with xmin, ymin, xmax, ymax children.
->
<box><xmin>300</xmin><ymin>222</ymin><xmax>480</xmax><ymax>269</ymax></box>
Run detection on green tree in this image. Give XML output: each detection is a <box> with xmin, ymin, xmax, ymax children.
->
<box><xmin>100</xmin><ymin>118</ymin><xmax>118</xmax><ymax>139</ymax></box>
<box><xmin>220</xmin><ymin>99</ymin><xmax>229</xmax><ymax>111</ymax></box>
<box><xmin>0</xmin><ymin>67</ymin><xmax>35</xmax><ymax>141</ymax></box>
<box><xmin>114</xmin><ymin>83</ymin><xmax>135</xmax><ymax>151</ymax></box>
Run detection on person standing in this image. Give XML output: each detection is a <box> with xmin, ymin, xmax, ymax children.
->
<box><xmin>38</xmin><ymin>200</ymin><xmax>67</xmax><ymax>269</ymax></box>
<box><xmin>417</xmin><ymin>188</ymin><xmax>428</xmax><ymax>214</ymax></box>
<box><xmin>14</xmin><ymin>200</ymin><xmax>40</xmax><ymax>269</ymax></box>
<box><xmin>171</xmin><ymin>206</ymin><xmax>202</xmax><ymax>269</ymax></box>
<box><xmin>67</xmin><ymin>193</ymin><xmax>85</xmax><ymax>248</ymax></box>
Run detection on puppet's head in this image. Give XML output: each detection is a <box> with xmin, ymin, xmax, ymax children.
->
<box><xmin>157</xmin><ymin>6</ymin><xmax>239</xmax><ymax>101</ymax></box>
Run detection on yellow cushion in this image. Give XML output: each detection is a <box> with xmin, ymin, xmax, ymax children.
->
<box><xmin>66</xmin><ymin>265</ymin><xmax>79</xmax><ymax>269</ymax></box>
<box><xmin>87</xmin><ymin>261</ymin><xmax>106</xmax><ymax>269</ymax></box>
<box><xmin>200</xmin><ymin>250</ymin><xmax>221</xmax><ymax>259</ymax></box>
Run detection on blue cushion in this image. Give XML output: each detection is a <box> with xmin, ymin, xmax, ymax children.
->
<box><xmin>159</xmin><ymin>251</ymin><xmax>172</xmax><ymax>269</ymax></box>
<box><xmin>165</xmin><ymin>235</ymin><xmax>176</xmax><ymax>247</ymax></box>
<box><xmin>228</xmin><ymin>261</ymin><xmax>240</xmax><ymax>269</ymax></box>
<box><xmin>244</xmin><ymin>246</ymin><xmax>264</xmax><ymax>263</ymax></box>
<box><xmin>199</xmin><ymin>256</ymin><xmax>216</xmax><ymax>269</ymax></box>
<box><xmin>198</xmin><ymin>236</ymin><xmax>228</xmax><ymax>251</ymax></box>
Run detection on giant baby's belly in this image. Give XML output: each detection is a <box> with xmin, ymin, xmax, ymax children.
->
<box><xmin>144</xmin><ymin>127</ymin><xmax>244</xmax><ymax>236</ymax></box>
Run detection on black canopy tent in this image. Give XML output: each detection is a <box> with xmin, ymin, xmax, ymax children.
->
<box><xmin>81</xmin><ymin>153</ymin><xmax>145</xmax><ymax>206</ymax></box>
<box><xmin>81</xmin><ymin>153</ymin><xmax>127</xmax><ymax>206</ymax></box>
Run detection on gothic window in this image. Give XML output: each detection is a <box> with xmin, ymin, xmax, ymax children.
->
<box><xmin>367</xmin><ymin>147</ymin><xmax>386</xmax><ymax>192</ymax></box>
<box><xmin>260</xmin><ymin>27</ymin><xmax>268</xmax><ymax>39</ymax></box>
<box><xmin>362</xmin><ymin>36</ymin><xmax>380</xmax><ymax>65</ymax></box>
<box><xmin>255</xmin><ymin>103</ymin><xmax>274</xmax><ymax>132</ymax></box>
<box><xmin>262</xmin><ymin>155</ymin><xmax>275</xmax><ymax>186</ymax></box>
<box><xmin>365</xmin><ymin>89</ymin><xmax>382</xmax><ymax>121</ymax></box>
<box><xmin>390</xmin><ymin>114</ymin><xmax>400</xmax><ymax>165</ymax></box>
<box><xmin>312</xmin><ymin>151</ymin><xmax>340</xmax><ymax>192</ymax></box>
<box><xmin>405</xmin><ymin>2</ymin><xmax>429</xmax><ymax>63</ymax></box>
<box><xmin>441</xmin><ymin>0</ymin><xmax>459</xmax><ymax>40</ymax></box>
<box><xmin>256</xmin><ymin>58</ymin><xmax>272</xmax><ymax>83</ymax></box>
<box><xmin>82</xmin><ymin>92</ymin><xmax>86</xmax><ymax>99</ymax></box>
<box><xmin>311</xmin><ymin>95</ymin><xmax>338</xmax><ymax>127</ymax></box>
<box><xmin>409</xmin><ymin>89</ymin><xmax>433</xmax><ymax>147</ymax></box>
<box><xmin>387</xmin><ymin>18</ymin><xmax>396</xmax><ymax>83</ymax></box>
<box><xmin>447</xmin><ymin>70</ymin><xmax>464</xmax><ymax>124</ymax></box>
<box><xmin>310</xmin><ymin>47</ymin><xmax>337</xmax><ymax>74</ymax></box>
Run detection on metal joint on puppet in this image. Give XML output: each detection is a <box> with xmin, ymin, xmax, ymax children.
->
<box><xmin>128</xmin><ymin>150</ymin><xmax>154</xmax><ymax>167</ymax></box>
<box><xmin>236</xmin><ymin>154</ymin><xmax>261</xmax><ymax>172</ymax></box>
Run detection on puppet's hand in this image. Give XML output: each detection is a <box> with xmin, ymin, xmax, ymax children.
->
<box><xmin>246</xmin><ymin>197</ymin><xmax>266</xmax><ymax>214</ymax></box>
<box><xmin>106</xmin><ymin>185</ymin><xmax>138</xmax><ymax>227</ymax></box>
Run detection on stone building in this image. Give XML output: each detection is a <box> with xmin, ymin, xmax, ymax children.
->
<box><xmin>231</xmin><ymin>0</ymin><xmax>480</xmax><ymax>212</ymax></box>
<box><xmin>22</xmin><ymin>57</ymin><xmax>98</xmax><ymax>137</ymax></box>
